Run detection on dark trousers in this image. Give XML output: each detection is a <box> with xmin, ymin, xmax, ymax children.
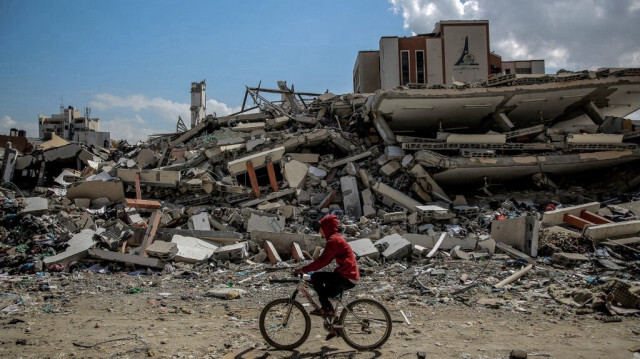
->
<box><xmin>310</xmin><ymin>272</ymin><xmax>355</xmax><ymax>310</ymax></box>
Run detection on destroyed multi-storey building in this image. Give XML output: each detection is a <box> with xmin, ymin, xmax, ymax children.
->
<box><xmin>1</xmin><ymin>18</ymin><xmax>640</xmax><ymax>327</ymax></box>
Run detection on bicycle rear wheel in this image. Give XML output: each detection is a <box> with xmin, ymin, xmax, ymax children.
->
<box><xmin>338</xmin><ymin>298</ymin><xmax>392</xmax><ymax>350</ymax></box>
<box><xmin>259</xmin><ymin>298</ymin><xmax>311</xmax><ymax>350</ymax></box>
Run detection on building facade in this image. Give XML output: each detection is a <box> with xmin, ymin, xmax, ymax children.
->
<box><xmin>353</xmin><ymin>20</ymin><xmax>545</xmax><ymax>92</ymax></box>
<box><xmin>38</xmin><ymin>106</ymin><xmax>110</xmax><ymax>148</ymax></box>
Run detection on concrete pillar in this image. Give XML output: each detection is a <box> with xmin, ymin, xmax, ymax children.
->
<box><xmin>583</xmin><ymin>101</ymin><xmax>605</xmax><ymax>125</ymax></box>
<box><xmin>266</xmin><ymin>160</ymin><xmax>278</xmax><ymax>192</ymax></box>
<box><xmin>246</xmin><ymin>161</ymin><xmax>260</xmax><ymax>197</ymax></box>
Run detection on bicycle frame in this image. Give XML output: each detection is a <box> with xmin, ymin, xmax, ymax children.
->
<box><xmin>274</xmin><ymin>276</ymin><xmax>343</xmax><ymax>328</ymax></box>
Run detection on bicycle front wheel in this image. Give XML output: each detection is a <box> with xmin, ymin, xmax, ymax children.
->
<box><xmin>338</xmin><ymin>298</ymin><xmax>392</xmax><ymax>350</ymax></box>
<box><xmin>259</xmin><ymin>298</ymin><xmax>311</xmax><ymax>350</ymax></box>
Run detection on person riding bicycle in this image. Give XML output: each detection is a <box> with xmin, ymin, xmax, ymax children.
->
<box><xmin>293</xmin><ymin>214</ymin><xmax>359</xmax><ymax>317</ymax></box>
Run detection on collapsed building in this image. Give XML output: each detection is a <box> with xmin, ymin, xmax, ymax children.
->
<box><xmin>1</xmin><ymin>58</ymin><xmax>640</xmax><ymax>320</ymax></box>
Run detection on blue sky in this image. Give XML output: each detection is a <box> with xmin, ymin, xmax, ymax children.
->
<box><xmin>1</xmin><ymin>0</ymin><xmax>639</xmax><ymax>142</ymax></box>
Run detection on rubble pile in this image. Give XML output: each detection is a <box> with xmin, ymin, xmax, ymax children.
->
<box><xmin>1</xmin><ymin>79</ymin><xmax>640</xmax><ymax>321</ymax></box>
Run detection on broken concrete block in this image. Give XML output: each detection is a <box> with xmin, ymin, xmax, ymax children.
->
<box><xmin>340</xmin><ymin>176</ymin><xmax>362</xmax><ymax>218</ymax></box>
<box><xmin>227</xmin><ymin>146</ymin><xmax>285</xmax><ymax>176</ymax></box>
<box><xmin>188</xmin><ymin>213</ymin><xmax>211</xmax><ymax>231</ymax></box>
<box><xmin>253</xmin><ymin>249</ymin><xmax>268</xmax><ymax>263</ymax></box>
<box><xmin>380</xmin><ymin>160</ymin><xmax>402</xmax><ymax>177</ymax></box>
<box><xmin>476</xmin><ymin>237</ymin><xmax>496</xmax><ymax>255</ymax></box>
<box><xmin>383</xmin><ymin>212</ymin><xmax>407</xmax><ymax>224</ymax></box>
<box><xmin>213</xmin><ymin>242</ymin><xmax>249</xmax><ymax>261</ymax></box>
<box><xmin>20</xmin><ymin>197</ymin><xmax>48</xmax><ymax>215</ymax></box>
<box><xmin>43</xmin><ymin>228</ymin><xmax>102</xmax><ymax>266</ymax></box>
<box><xmin>375</xmin><ymin>234</ymin><xmax>412</xmax><ymax>260</ymax></box>
<box><xmin>146</xmin><ymin>241</ymin><xmax>178</xmax><ymax>260</ymax></box>
<box><xmin>348</xmin><ymin>238</ymin><xmax>380</xmax><ymax>259</ymax></box>
<box><xmin>291</xmin><ymin>242</ymin><xmax>304</xmax><ymax>262</ymax></box>
<box><xmin>403</xmin><ymin>233</ymin><xmax>477</xmax><ymax>250</ymax></box>
<box><xmin>246</xmin><ymin>212</ymin><xmax>285</xmax><ymax>233</ymax></box>
<box><xmin>551</xmin><ymin>252</ymin><xmax>589</xmax><ymax>267</ymax></box>
<box><xmin>308</xmin><ymin>166</ymin><xmax>327</xmax><ymax>179</ymax></box>
<box><xmin>283</xmin><ymin>159</ymin><xmax>309</xmax><ymax>189</ymax></box>
<box><xmin>490</xmin><ymin>216</ymin><xmax>539</xmax><ymax>257</ymax></box>
<box><xmin>384</xmin><ymin>146</ymin><xmax>404</xmax><ymax>160</ymax></box>
<box><xmin>361</xmin><ymin>189</ymin><xmax>376</xmax><ymax>218</ymax></box>
<box><xmin>264</xmin><ymin>240</ymin><xmax>282</xmax><ymax>264</ymax></box>
<box><xmin>73</xmin><ymin>198</ymin><xmax>91</xmax><ymax>208</ymax></box>
<box><xmin>401</xmin><ymin>154</ymin><xmax>413</xmax><ymax>168</ymax></box>
<box><xmin>171</xmin><ymin>234</ymin><xmax>218</xmax><ymax>263</ymax></box>
<box><xmin>412</xmin><ymin>244</ymin><xmax>427</xmax><ymax>257</ymax></box>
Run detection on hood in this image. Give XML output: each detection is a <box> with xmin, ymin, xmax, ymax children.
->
<box><xmin>318</xmin><ymin>214</ymin><xmax>339</xmax><ymax>237</ymax></box>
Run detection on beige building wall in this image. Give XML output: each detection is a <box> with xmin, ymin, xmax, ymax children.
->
<box><xmin>353</xmin><ymin>51</ymin><xmax>380</xmax><ymax>93</ymax></box>
<box><xmin>426</xmin><ymin>38</ymin><xmax>444</xmax><ymax>85</ymax></box>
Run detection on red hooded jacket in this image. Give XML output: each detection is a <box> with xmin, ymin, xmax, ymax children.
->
<box><xmin>301</xmin><ymin>214</ymin><xmax>360</xmax><ymax>281</ymax></box>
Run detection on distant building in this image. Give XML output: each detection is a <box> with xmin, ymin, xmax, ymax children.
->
<box><xmin>190</xmin><ymin>80</ymin><xmax>206</xmax><ymax>128</ymax></box>
<box><xmin>38</xmin><ymin>105</ymin><xmax>110</xmax><ymax>148</ymax></box>
<box><xmin>353</xmin><ymin>20</ymin><xmax>545</xmax><ymax>92</ymax></box>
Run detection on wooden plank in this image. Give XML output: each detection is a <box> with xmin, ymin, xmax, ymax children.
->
<box><xmin>140</xmin><ymin>211</ymin><xmax>161</xmax><ymax>257</ymax></box>
<box><xmin>125</xmin><ymin>198</ymin><xmax>162</xmax><ymax>209</ymax></box>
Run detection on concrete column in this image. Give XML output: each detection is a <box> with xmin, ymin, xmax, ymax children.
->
<box><xmin>246</xmin><ymin>161</ymin><xmax>260</xmax><ymax>198</ymax></box>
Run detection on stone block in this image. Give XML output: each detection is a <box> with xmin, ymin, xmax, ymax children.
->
<box><xmin>551</xmin><ymin>252</ymin><xmax>589</xmax><ymax>266</ymax></box>
<box><xmin>283</xmin><ymin>159</ymin><xmax>309</xmax><ymax>189</ymax></box>
<box><xmin>20</xmin><ymin>197</ymin><xmax>48</xmax><ymax>215</ymax></box>
<box><xmin>384</xmin><ymin>146</ymin><xmax>404</xmax><ymax>160</ymax></box>
<box><xmin>291</xmin><ymin>242</ymin><xmax>304</xmax><ymax>262</ymax></box>
<box><xmin>379</xmin><ymin>160</ymin><xmax>402</xmax><ymax>177</ymax></box>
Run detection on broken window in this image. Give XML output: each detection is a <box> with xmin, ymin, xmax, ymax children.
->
<box><xmin>401</xmin><ymin>50</ymin><xmax>410</xmax><ymax>86</ymax></box>
<box><xmin>416</xmin><ymin>50</ymin><xmax>425</xmax><ymax>84</ymax></box>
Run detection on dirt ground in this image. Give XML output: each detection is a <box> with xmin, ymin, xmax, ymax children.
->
<box><xmin>1</xmin><ymin>266</ymin><xmax>639</xmax><ymax>359</ymax></box>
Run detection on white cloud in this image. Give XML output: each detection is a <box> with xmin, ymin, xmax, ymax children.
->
<box><xmin>388</xmin><ymin>0</ymin><xmax>640</xmax><ymax>72</ymax></box>
<box><xmin>1</xmin><ymin>115</ymin><xmax>17</xmax><ymax>130</ymax></box>
<box><xmin>100</xmin><ymin>115</ymin><xmax>157</xmax><ymax>143</ymax></box>
<box><xmin>89</xmin><ymin>93</ymin><xmax>242</xmax><ymax>141</ymax></box>
<box><xmin>207</xmin><ymin>99</ymin><xmax>242</xmax><ymax>117</ymax></box>
<box><xmin>90</xmin><ymin>94</ymin><xmax>189</xmax><ymax>124</ymax></box>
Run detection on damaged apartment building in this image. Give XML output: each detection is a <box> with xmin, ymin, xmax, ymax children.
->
<box><xmin>0</xmin><ymin>19</ymin><xmax>640</xmax><ymax>311</ymax></box>
<box><xmin>38</xmin><ymin>104</ymin><xmax>111</xmax><ymax>148</ymax></box>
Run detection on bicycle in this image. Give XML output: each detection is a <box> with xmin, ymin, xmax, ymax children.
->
<box><xmin>259</xmin><ymin>274</ymin><xmax>392</xmax><ymax>351</ymax></box>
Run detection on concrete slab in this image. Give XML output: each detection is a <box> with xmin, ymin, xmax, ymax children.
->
<box><xmin>228</xmin><ymin>147</ymin><xmax>285</xmax><ymax>175</ymax></box>
<box><xmin>347</xmin><ymin>238</ymin><xmax>380</xmax><ymax>259</ymax></box>
<box><xmin>246</xmin><ymin>213</ymin><xmax>285</xmax><ymax>233</ymax></box>
<box><xmin>291</xmin><ymin>242</ymin><xmax>304</xmax><ymax>262</ymax></box>
<box><xmin>188</xmin><ymin>213</ymin><xmax>211</xmax><ymax>231</ymax></box>
<box><xmin>171</xmin><ymin>234</ymin><xmax>219</xmax><ymax>263</ymax></box>
<box><xmin>43</xmin><ymin>228</ymin><xmax>103</xmax><ymax>266</ymax></box>
<box><xmin>146</xmin><ymin>241</ymin><xmax>178</xmax><ymax>260</ymax></box>
<box><xmin>403</xmin><ymin>233</ymin><xmax>477</xmax><ymax>250</ymax></box>
<box><xmin>88</xmin><ymin>248</ymin><xmax>163</xmax><ymax>268</ymax></box>
<box><xmin>384</xmin><ymin>146</ymin><xmax>404</xmax><ymax>161</ymax></box>
<box><xmin>375</xmin><ymin>233</ymin><xmax>412</xmax><ymax>260</ymax></box>
<box><xmin>340</xmin><ymin>176</ymin><xmax>362</xmax><ymax>218</ymax></box>
<box><xmin>117</xmin><ymin>169</ymin><xmax>181</xmax><ymax>187</ymax></box>
<box><xmin>583</xmin><ymin>220</ymin><xmax>640</xmax><ymax>242</ymax></box>
<box><xmin>372</xmin><ymin>182</ymin><xmax>422</xmax><ymax>212</ymax></box>
<box><xmin>250</xmin><ymin>231</ymin><xmax>323</xmax><ymax>254</ymax></box>
<box><xmin>20</xmin><ymin>197</ymin><xmax>48</xmax><ymax>215</ymax></box>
